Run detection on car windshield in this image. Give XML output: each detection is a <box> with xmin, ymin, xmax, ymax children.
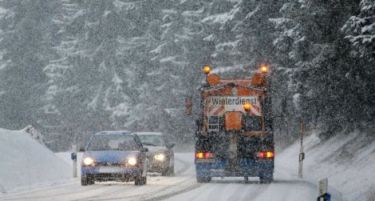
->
<box><xmin>87</xmin><ymin>134</ymin><xmax>140</xmax><ymax>151</ymax></box>
<box><xmin>138</xmin><ymin>135</ymin><xmax>165</xmax><ymax>147</ymax></box>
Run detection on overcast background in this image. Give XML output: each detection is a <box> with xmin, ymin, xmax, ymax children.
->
<box><xmin>0</xmin><ymin>0</ymin><xmax>373</xmax><ymax>151</ymax></box>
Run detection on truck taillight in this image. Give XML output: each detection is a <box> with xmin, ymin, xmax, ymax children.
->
<box><xmin>204</xmin><ymin>152</ymin><xmax>214</xmax><ymax>159</ymax></box>
<box><xmin>257</xmin><ymin>151</ymin><xmax>274</xmax><ymax>159</ymax></box>
<box><xmin>196</xmin><ymin>152</ymin><xmax>214</xmax><ymax>159</ymax></box>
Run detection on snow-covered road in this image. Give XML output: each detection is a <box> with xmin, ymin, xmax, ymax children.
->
<box><xmin>0</xmin><ymin>153</ymin><xmax>329</xmax><ymax>201</ymax></box>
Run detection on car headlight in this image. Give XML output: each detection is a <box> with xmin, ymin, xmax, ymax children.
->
<box><xmin>83</xmin><ymin>157</ymin><xmax>95</xmax><ymax>166</ymax></box>
<box><xmin>127</xmin><ymin>157</ymin><xmax>137</xmax><ymax>166</ymax></box>
<box><xmin>154</xmin><ymin>153</ymin><xmax>166</xmax><ymax>161</ymax></box>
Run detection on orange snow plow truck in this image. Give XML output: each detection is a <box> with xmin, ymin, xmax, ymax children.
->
<box><xmin>187</xmin><ymin>65</ymin><xmax>274</xmax><ymax>183</ymax></box>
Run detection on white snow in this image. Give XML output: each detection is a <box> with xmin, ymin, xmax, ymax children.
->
<box><xmin>211</xmin><ymin>65</ymin><xmax>244</xmax><ymax>74</ymax></box>
<box><xmin>279</xmin><ymin>131</ymin><xmax>375</xmax><ymax>201</ymax></box>
<box><xmin>1</xmin><ymin>129</ymin><xmax>373</xmax><ymax>200</ymax></box>
<box><xmin>0</xmin><ymin>128</ymin><xmax>71</xmax><ymax>193</ymax></box>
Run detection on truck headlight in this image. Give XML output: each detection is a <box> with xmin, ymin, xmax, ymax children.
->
<box><xmin>154</xmin><ymin>153</ymin><xmax>166</xmax><ymax>161</ymax></box>
<box><xmin>127</xmin><ymin>157</ymin><xmax>137</xmax><ymax>166</ymax></box>
<box><xmin>83</xmin><ymin>157</ymin><xmax>95</xmax><ymax>166</ymax></box>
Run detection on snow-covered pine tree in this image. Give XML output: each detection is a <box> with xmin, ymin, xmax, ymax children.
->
<box><xmin>0</xmin><ymin>0</ymin><xmax>61</xmax><ymax>130</ymax></box>
<box><xmin>343</xmin><ymin>0</ymin><xmax>375</xmax><ymax>60</ymax></box>
<box><xmin>342</xmin><ymin>0</ymin><xmax>375</xmax><ymax>134</ymax></box>
<box><xmin>272</xmin><ymin>0</ymin><xmax>363</xmax><ymax>139</ymax></box>
<box><xmin>44</xmin><ymin>0</ymin><xmax>138</xmax><ymax>148</ymax></box>
<box><xmin>202</xmin><ymin>0</ymin><xmax>241</xmax><ymax>71</ymax></box>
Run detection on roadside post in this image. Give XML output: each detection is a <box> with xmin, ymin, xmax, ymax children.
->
<box><xmin>71</xmin><ymin>145</ymin><xmax>78</xmax><ymax>178</ymax></box>
<box><xmin>298</xmin><ymin>120</ymin><xmax>305</xmax><ymax>178</ymax></box>
<box><xmin>317</xmin><ymin>178</ymin><xmax>331</xmax><ymax>201</ymax></box>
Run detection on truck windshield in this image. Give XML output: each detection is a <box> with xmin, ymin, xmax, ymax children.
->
<box><xmin>87</xmin><ymin>134</ymin><xmax>140</xmax><ymax>151</ymax></box>
<box><xmin>244</xmin><ymin>116</ymin><xmax>263</xmax><ymax>131</ymax></box>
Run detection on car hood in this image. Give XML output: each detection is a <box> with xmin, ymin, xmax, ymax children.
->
<box><xmin>83</xmin><ymin>150</ymin><xmax>139</xmax><ymax>163</ymax></box>
<box><xmin>144</xmin><ymin>146</ymin><xmax>168</xmax><ymax>154</ymax></box>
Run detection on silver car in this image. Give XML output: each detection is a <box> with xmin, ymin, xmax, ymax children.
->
<box><xmin>134</xmin><ymin>132</ymin><xmax>175</xmax><ymax>176</ymax></box>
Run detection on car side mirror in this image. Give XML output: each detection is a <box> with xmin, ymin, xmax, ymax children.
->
<box><xmin>79</xmin><ymin>147</ymin><xmax>85</xmax><ymax>152</ymax></box>
<box><xmin>167</xmin><ymin>143</ymin><xmax>175</xmax><ymax>149</ymax></box>
<box><xmin>142</xmin><ymin>147</ymin><xmax>149</xmax><ymax>152</ymax></box>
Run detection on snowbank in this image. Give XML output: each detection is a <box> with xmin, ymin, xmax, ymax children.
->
<box><xmin>278</xmin><ymin>131</ymin><xmax>375</xmax><ymax>201</ymax></box>
<box><xmin>0</xmin><ymin>128</ymin><xmax>71</xmax><ymax>193</ymax></box>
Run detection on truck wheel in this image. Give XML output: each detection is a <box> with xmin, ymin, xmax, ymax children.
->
<box><xmin>244</xmin><ymin>176</ymin><xmax>249</xmax><ymax>183</ymax></box>
<box><xmin>259</xmin><ymin>173</ymin><xmax>273</xmax><ymax>184</ymax></box>
<box><xmin>196</xmin><ymin>176</ymin><xmax>211</xmax><ymax>183</ymax></box>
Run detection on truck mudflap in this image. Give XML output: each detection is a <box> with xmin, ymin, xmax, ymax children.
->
<box><xmin>195</xmin><ymin>158</ymin><xmax>274</xmax><ymax>178</ymax></box>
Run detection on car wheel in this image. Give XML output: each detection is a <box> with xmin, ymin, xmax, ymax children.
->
<box><xmin>196</xmin><ymin>176</ymin><xmax>211</xmax><ymax>183</ymax></box>
<box><xmin>81</xmin><ymin>176</ymin><xmax>94</xmax><ymax>186</ymax></box>
<box><xmin>167</xmin><ymin>164</ymin><xmax>175</xmax><ymax>176</ymax></box>
<box><xmin>162</xmin><ymin>159</ymin><xmax>175</xmax><ymax>176</ymax></box>
<box><xmin>161</xmin><ymin>168</ymin><xmax>169</xmax><ymax>176</ymax></box>
<box><xmin>142</xmin><ymin>176</ymin><xmax>147</xmax><ymax>185</ymax></box>
<box><xmin>88</xmin><ymin>177</ymin><xmax>95</xmax><ymax>185</ymax></box>
<box><xmin>81</xmin><ymin>176</ymin><xmax>88</xmax><ymax>186</ymax></box>
<box><xmin>135</xmin><ymin>176</ymin><xmax>146</xmax><ymax>186</ymax></box>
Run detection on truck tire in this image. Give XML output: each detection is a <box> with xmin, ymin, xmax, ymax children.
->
<box><xmin>196</xmin><ymin>176</ymin><xmax>211</xmax><ymax>183</ymax></box>
<box><xmin>259</xmin><ymin>173</ymin><xmax>273</xmax><ymax>184</ymax></box>
<box><xmin>244</xmin><ymin>176</ymin><xmax>249</xmax><ymax>183</ymax></box>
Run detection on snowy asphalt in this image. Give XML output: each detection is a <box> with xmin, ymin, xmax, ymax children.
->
<box><xmin>0</xmin><ymin>153</ymin><xmax>336</xmax><ymax>201</ymax></box>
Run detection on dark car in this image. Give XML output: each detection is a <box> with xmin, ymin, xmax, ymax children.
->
<box><xmin>134</xmin><ymin>132</ymin><xmax>175</xmax><ymax>176</ymax></box>
<box><xmin>80</xmin><ymin>131</ymin><xmax>148</xmax><ymax>186</ymax></box>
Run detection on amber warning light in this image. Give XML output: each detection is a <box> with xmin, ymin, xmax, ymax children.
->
<box><xmin>203</xmin><ymin>65</ymin><xmax>211</xmax><ymax>74</ymax></box>
<box><xmin>195</xmin><ymin>152</ymin><xmax>214</xmax><ymax>159</ymax></box>
<box><xmin>260</xmin><ymin>64</ymin><xmax>269</xmax><ymax>74</ymax></box>
<box><xmin>243</xmin><ymin>102</ymin><xmax>252</xmax><ymax>112</ymax></box>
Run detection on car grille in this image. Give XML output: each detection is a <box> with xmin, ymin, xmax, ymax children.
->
<box><xmin>95</xmin><ymin>162</ymin><xmax>122</xmax><ymax>167</ymax></box>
